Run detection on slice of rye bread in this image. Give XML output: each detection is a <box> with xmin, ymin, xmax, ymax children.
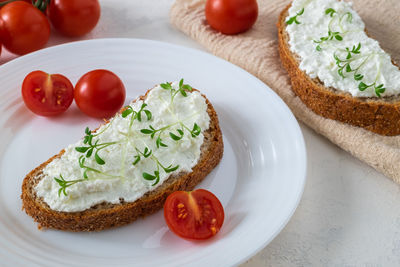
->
<box><xmin>277</xmin><ymin>4</ymin><xmax>400</xmax><ymax>136</ymax></box>
<box><xmin>21</xmin><ymin>88</ymin><xmax>223</xmax><ymax>232</ymax></box>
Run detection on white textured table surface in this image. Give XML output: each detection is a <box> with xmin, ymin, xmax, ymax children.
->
<box><xmin>3</xmin><ymin>1</ymin><xmax>400</xmax><ymax>266</ymax></box>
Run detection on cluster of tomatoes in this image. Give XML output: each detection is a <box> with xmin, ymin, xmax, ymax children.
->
<box><xmin>22</xmin><ymin>69</ymin><xmax>126</xmax><ymax>118</ymax></box>
<box><xmin>0</xmin><ymin>0</ymin><xmax>100</xmax><ymax>55</ymax></box>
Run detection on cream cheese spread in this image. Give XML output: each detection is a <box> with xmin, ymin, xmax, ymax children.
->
<box><xmin>286</xmin><ymin>0</ymin><xmax>400</xmax><ymax>97</ymax></box>
<box><xmin>35</xmin><ymin>81</ymin><xmax>210</xmax><ymax>212</ymax></box>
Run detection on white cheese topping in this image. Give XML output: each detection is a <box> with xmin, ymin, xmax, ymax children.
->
<box><xmin>35</xmin><ymin>82</ymin><xmax>210</xmax><ymax>212</ymax></box>
<box><xmin>286</xmin><ymin>0</ymin><xmax>400</xmax><ymax>97</ymax></box>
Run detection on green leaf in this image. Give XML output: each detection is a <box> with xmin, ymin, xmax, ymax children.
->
<box><xmin>143</xmin><ymin>147</ymin><xmax>152</xmax><ymax>157</ymax></box>
<box><xmin>141</xmin><ymin>129</ymin><xmax>154</xmax><ymax>134</ymax></box>
<box><xmin>346</xmin><ymin>52</ymin><xmax>352</xmax><ymax>59</ymax></box>
<box><xmin>354</xmin><ymin>74</ymin><xmax>364</xmax><ymax>81</ymax></box>
<box><xmin>325</xmin><ymin>8</ymin><xmax>336</xmax><ymax>17</ymax></box>
<box><xmin>180</xmin><ymin>89</ymin><xmax>187</xmax><ymax>97</ymax></box>
<box><xmin>358</xmin><ymin>82</ymin><xmax>368</xmax><ymax>91</ymax></box>
<box><xmin>338</xmin><ymin>68</ymin><xmax>345</xmax><ymax>78</ymax></box>
<box><xmin>286</xmin><ymin>17</ymin><xmax>295</xmax><ymax>25</ymax></box>
<box><xmin>75</xmin><ymin>146</ymin><xmax>89</xmax><ymax>153</ymax></box>
<box><xmin>191</xmin><ymin>123</ymin><xmax>201</xmax><ymax>137</ymax></box>
<box><xmin>182</xmin><ymin>84</ymin><xmax>192</xmax><ymax>91</ymax></box>
<box><xmin>156</xmin><ymin>136</ymin><xmax>168</xmax><ymax>148</ymax></box>
<box><xmin>298</xmin><ymin>8</ymin><xmax>304</xmax><ymax>15</ymax></box>
<box><xmin>95</xmin><ymin>152</ymin><xmax>105</xmax><ymax>165</ymax></box>
<box><xmin>164</xmin><ymin>164</ymin><xmax>179</xmax><ymax>173</ymax></box>
<box><xmin>85</xmin><ymin>127</ymin><xmax>91</xmax><ymax>135</ymax></box>
<box><xmin>160</xmin><ymin>83</ymin><xmax>172</xmax><ymax>90</ymax></box>
<box><xmin>86</xmin><ymin>148</ymin><xmax>93</xmax><ymax>158</ymax></box>
<box><xmin>144</xmin><ymin>110</ymin><xmax>152</xmax><ymax>120</ymax></box>
<box><xmin>169</xmin><ymin>132</ymin><xmax>182</xmax><ymax>141</ymax></box>
<box><xmin>294</xmin><ymin>19</ymin><xmax>300</xmax><ymax>25</ymax></box>
<box><xmin>143</xmin><ymin>172</ymin><xmax>156</xmax><ymax>180</ymax></box>
<box><xmin>346</xmin><ymin>64</ymin><xmax>352</xmax><ymax>72</ymax></box>
<box><xmin>179</xmin><ymin>79</ymin><xmax>184</xmax><ymax>88</ymax></box>
<box><xmin>316</xmin><ymin>45</ymin><xmax>322</xmax><ymax>51</ymax></box>
<box><xmin>335</xmin><ymin>35</ymin><xmax>343</xmax><ymax>41</ymax></box>
<box><xmin>121</xmin><ymin>106</ymin><xmax>133</xmax><ymax>118</ymax></box>
<box><xmin>133</xmin><ymin>155</ymin><xmax>140</xmax><ymax>165</ymax></box>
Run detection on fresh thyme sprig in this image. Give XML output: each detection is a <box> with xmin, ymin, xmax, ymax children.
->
<box><xmin>314</xmin><ymin>8</ymin><xmax>353</xmax><ymax>51</ymax></box>
<box><xmin>286</xmin><ymin>8</ymin><xmax>304</xmax><ymax>25</ymax></box>
<box><xmin>334</xmin><ymin>43</ymin><xmax>386</xmax><ymax>97</ymax></box>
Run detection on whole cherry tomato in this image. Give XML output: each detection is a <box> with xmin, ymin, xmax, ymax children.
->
<box><xmin>22</xmin><ymin>71</ymin><xmax>74</xmax><ymax>116</ymax></box>
<box><xmin>47</xmin><ymin>0</ymin><xmax>100</xmax><ymax>37</ymax></box>
<box><xmin>74</xmin><ymin>70</ymin><xmax>126</xmax><ymax>119</ymax></box>
<box><xmin>164</xmin><ymin>189</ymin><xmax>225</xmax><ymax>240</ymax></box>
<box><xmin>205</xmin><ymin>0</ymin><xmax>258</xmax><ymax>35</ymax></box>
<box><xmin>0</xmin><ymin>1</ymin><xmax>50</xmax><ymax>55</ymax></box>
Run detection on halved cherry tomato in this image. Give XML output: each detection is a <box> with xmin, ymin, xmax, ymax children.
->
<box><xmin>47</xmin><ymin>0</ymin><xmax>100</xmax><ymax>37</ymax></box>
<box><xmin>0</xmin><ymin>1</ymin><xmax>50</xmax><ymax>55</ymax></box>
<box><xmin>164</xmin><ymin>189</ymin><xmax>224</xmax><ymax>240</ymax></box>
<box><xmin>22</xmin><ymin>71</ymin><xmax>74</xmax><ymax>116</ymax></box>
<box><xmin>205</xmin><ymin>0</ymin><xmax>258</xmax><ymax>35</ymax></box>
<box><xmin>74</xmin><ymin>69</ymin><xmax>126</xmax><ymax>119</ymax></box>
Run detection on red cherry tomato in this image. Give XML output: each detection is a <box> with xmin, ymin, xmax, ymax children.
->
<box><xmin>164</xmin><ymin>189</ymin><xmax>225</xmax><ymax>240</ymax></box>
<box><xmin>22</xmin><ymin>71</ymin><xmax>74</xmax><ymax>116</ymax></box>
<box><xmin>0</xmin><ymin>1</ymin><xmax>50</xmax><ymax>55</ymax></box>
<box><xmin>205</xmin><ymin>0</ymin><xmax>258</xmax><ymax>35</ymax></box>
<box><xmin>74</xmin><ymin>70</ymin><xmax>126</xmax><ymax>119</ymax></box>
<box><xmin>47</xmin><ymin>0</ymin><xmax>100</xmax><ymax>37</ymax></box>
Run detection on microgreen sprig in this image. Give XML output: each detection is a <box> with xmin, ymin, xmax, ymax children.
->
<box><xmin>160</xmin><ymin>78</ymin><xmax>193</xmax><ymax>103</ymax></box>
<box><xmin>142</xmin><ymin>156</ymin><xmax>179</xmax><ymax>186</ymax></box>
<box><xmin>286</xmin><ymin>8</ymin><xmax>305</xmax><ymax>25</ymax></box>
<box><xmin>75</xmin><ymin>127</ymin><xmax>118</xmax><ymax>165</ymax></box>
<box><xmin>54</xmin><ymin>174</ymin><xmax>85</xmax><ymax>197</ymax></box>
<box><xmin>133</xmin><ymin>147</ymin><xmax>152</xmax><ymax>165</ymax></box>
<box><xmin>334</xmin><ymin>43</ymin><xmax>386</xmax><ymax>97</ymax></box>
<box><xmin>314</xmin><ymin>9</ymin><xmax>353</xmax><ymax>51</ymax></box>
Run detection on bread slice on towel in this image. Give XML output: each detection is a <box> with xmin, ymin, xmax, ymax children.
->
<box><xmin>277</xmin><ymin>3</ymin><xmax>400</xmax><ymax>136</ymax></box>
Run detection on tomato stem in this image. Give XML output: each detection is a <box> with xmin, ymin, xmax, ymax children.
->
<box><xmin>0</xmin><ymin>0</ymin><xmax>50</xmax><ymax>11</ymax></box>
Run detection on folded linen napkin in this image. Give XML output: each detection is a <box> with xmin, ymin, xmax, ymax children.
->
<box><xmin>170</xmin><ymin>0</ymin><xmax>400</xmax><ymax>183</ymax></box>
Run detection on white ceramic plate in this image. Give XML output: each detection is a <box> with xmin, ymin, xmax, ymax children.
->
<box><xmin>0</xmin><ymin>39</ymin><xmax>306</xmax><ymax>267</ymax></box>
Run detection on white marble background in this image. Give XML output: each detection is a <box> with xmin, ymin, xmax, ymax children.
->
<box><xmin>2</xmin><ymin>1</ymin><xmax>400</xmax><ymax>266</ymax></box>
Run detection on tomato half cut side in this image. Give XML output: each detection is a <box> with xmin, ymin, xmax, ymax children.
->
<box><xmin>21</xmin><ymin>71</ymin><xmax>74</xmax><ymax>116</ymax></box>
<box><xmin>164</xmin><ymin>189</ymin><xmax>225</xmax><ymax>240</ymax></box>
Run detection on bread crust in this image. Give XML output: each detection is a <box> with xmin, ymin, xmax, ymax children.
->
<box><xmin>277</xmin><ymin>4</ymin><xmax>400</xmax><ymax>136</ymax></box>
<box><xmin>21</xmin><ymin>88</ymin><xmax>223</xmax><ymax>232</ymax></box>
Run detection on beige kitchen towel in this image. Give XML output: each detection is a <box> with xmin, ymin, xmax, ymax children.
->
<box><xmin>170</xmin><ymin>0</ymin><xmax>400</xmax><ymax>183</ymax></box>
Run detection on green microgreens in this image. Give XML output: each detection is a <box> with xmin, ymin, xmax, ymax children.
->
<box><xmin>160</xmin><ymin>78</ymin><xmax>193</xmax><ymax>103</ymax></box>
<box><xmin>286</xmin><ymin>8</ymin><xmax>305</xmax><ymax>25</ymax></box>
<box><xmin>133</xmin><ymin>147</ymin><xmax>152</xmax><ymax>165</ymax></box>
<box><xmin>54</xmin><ymin>174</ymin><xmax>85</xmax><ymax>197</ymax></box>
<box><xmin>334</xmin><ymin>43</ymin><xmax>386</xmax><ymax>97</ymax></box>
<box><xmin>140</xmin><ymin>122</ymin><xmax>201</xmax><ymax>148</ymax></box>
<box><xmin>142</xmin><ymin>156</ymin><xmax>179</xmax><ymax>186</ymax></box>
<box><xmin>54</xmin><ymin>80</ymin><xmax>201</xmax><ymax>196</ymax></box>
<box><xmin>75</xmin><ymin>127</ymin><xmax>118</xmax><ymax>165</ymax></box>
<box><xmin>314</xmin><ymin>9</ymin><xmax>353</xmax><ymax>51</ymax></box>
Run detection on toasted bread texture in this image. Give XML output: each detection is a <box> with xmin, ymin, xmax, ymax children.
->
<box><xmin>278</xmin><ymin>4</ymin><xmax>400</xmax><ymax>136</ymax></box>
<box><xmin>21</xmin><ymin>88</ymin><xmax>223</xmax><ymax>232</ymax></box>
